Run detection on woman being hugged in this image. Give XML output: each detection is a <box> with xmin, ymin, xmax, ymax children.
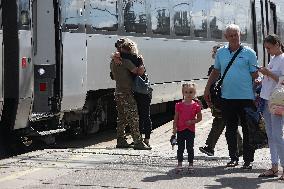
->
<box><xmin>172</xmin><ymin>83</ymin><xmax>202</xmax><ymax>172</ymax></box>
<box><xmin>258</xmin><ymin>34</ymin><xmax>284</xmax><ymax>180</ymax></box>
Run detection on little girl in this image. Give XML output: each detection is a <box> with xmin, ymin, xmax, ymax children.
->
<box><xmin>172</xmin><ymin>83</ymin><xmax>202</xmax><ymax>172</ymax></box>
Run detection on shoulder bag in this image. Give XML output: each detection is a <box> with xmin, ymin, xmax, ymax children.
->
<box><xmin>210</xmin><ymin>46</ymin><xmax>243</xmax><ymax>109</ymax></box>
<box><xmin>133</xmin><ymin>74</ymin><xmax>153</xmax><ymax>95</ymax></box>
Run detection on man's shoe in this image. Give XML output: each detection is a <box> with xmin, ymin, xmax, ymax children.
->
<box><xmin>116</xmin><ymin>143</ymin><xmax>133</xmax><ymax>148</ymax></box>
<box><xmin>226</xmin><ymin>160</ymin><xmax>239</xmax><ymax>167</ymax></box>
<box><xmin>134</xmin><ymin>142</ymin><xmax>152</xmax><ymax>150</ymax></box>
<box><xmin>238</xmin><ymin>150</ymin><xmax>243</xmax><ymax>157</ymax></box>
<box><xmin>116</xmin><ymin>139</ymin><xmax>133</xmax><ymax>148</ymax></box>
<box><xmin>199</xmin><ymin>146</ymin><xmax>214</xmax><ymax>156</ymax></box>
<box><xmin>241</xmin><ymin>162</ymin><xmax>252</xmax><ymax>170</ymax></box>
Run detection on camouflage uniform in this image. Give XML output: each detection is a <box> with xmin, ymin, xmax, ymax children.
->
<box><xmin>110</xmin><ymin>58</ymin><xmax>145</xmax><ymax>147</ymax></box>
<box><xmin>115</xmin><ymin>92</ymin><xmax>142</xmax><ymax>144</ymax></box>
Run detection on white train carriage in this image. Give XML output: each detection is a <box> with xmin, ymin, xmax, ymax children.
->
<box><xmin>2</xmin><ymin>0</ymin><xmax>284</xmax><ymax>151</ymax></box>
<box><xmin>31</xmin><ymin>0</ymin><xmax>284</xmax><ymax>136</ymax></box>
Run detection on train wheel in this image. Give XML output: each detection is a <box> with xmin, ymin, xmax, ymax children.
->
<box><xmin>82</xmin><ymin>112</ymin><xmax>100</xmax><ymax>135</ymax></box>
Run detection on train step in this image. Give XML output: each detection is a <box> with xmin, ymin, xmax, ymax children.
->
<box><xmin>37</xmin><ymin>128</ymin><xmax>66</xmax><ymax>136</ymax></box>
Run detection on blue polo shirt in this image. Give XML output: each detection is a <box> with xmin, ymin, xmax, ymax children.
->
<box><xmin>214</xmin><ymin>45</ymin><xmax>258</xmax><ymax>100</ymax></box>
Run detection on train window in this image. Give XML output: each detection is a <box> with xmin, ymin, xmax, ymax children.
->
<box><xmin>61</xmin><ymin>0</ymin><xmax>85</xmax><ymax>31</ymax></box>
<box><xmin>209</xmin><ymin>0</ymin><xmax>223</xmax><ymax>39</ymax></box>
<box><xmin>18</xmin><ymin>0</ymin><xmax>30</xmax><ymax>30</ymax></box>
<box><xmin>123</xmin><ymin>0</ymin><xmax>147</xmax><ymax>34</ymax></box>
<box><xmin>191</xmin><ymin>0</ymin><xmax>208</xmax><ymax>38</ymax></box>
<box><xmin>88</xmin><ymin>0</ymin><xmax>118</xmax><ymax>31</ymax></box>
<box><xmin>234</xmin><ymin>3</ymin><xmax>249</xmax><ymax>42</ymax></box>
<box><xmin>222</xmin><ymin>1</ymin><xmax>238</xmax><ymax>38</ymax></box>
<box><xmin>173</xmin><ymin>0</ymin><xmax>191</xmax><ymax>36</ymax></box>
<box><xmin>151</xmin><ymin>0</ymin><xmax>170</xmax><ymax>35</ymax></box>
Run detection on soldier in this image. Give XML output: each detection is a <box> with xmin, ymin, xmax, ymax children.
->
<box><xmin>110</xmin><ymin>38</ymin><xmax>151</xmax><ymax>150</ymax></box>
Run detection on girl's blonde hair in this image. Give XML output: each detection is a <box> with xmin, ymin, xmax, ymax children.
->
<box><xmin>182</xmin><ymin>82</ymin><xmax>197</xmax><ymax>96</ymax></box>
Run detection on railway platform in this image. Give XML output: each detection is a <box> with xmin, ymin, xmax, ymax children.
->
<box><xmin>0</xmin><ymin>109</ymin><xmax>283</xmax><ymax>189</ymax></box>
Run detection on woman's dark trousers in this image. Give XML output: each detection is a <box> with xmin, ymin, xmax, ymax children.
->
<box><xmin>134</xmin><ymin>92</ymin><xmax>152</xmax><ymax>139</ymax></box>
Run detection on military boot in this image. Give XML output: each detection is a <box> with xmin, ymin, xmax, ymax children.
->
<box><xmin>116</xmin><ymin>138</ymin><xmax>133</xmax><ymax>148</ymax></box>
<box><xmin>133</xmin><ymin>141</ymin><xmax>152</xmax><ymax>150</ymax></box>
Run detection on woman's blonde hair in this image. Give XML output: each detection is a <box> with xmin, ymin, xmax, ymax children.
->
<box><xmin>121</xmin><ymin>38</ymin><xmax>139</xmax><ymax>55</ymax></box>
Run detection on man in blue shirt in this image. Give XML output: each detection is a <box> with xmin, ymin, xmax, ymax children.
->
<box><xmin>204</xmin><ymin>24</ymin><xmax>259</xmax><ymax>169</ymax></box>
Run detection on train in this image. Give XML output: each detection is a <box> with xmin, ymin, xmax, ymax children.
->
<box><xmin>0</xmin><ymin>0</ymin><xmax>284</xmax><ymax>155</ymax></box>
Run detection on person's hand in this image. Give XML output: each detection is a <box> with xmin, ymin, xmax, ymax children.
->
<box><xmin>137</xmin><ymin>65</ymin><xmax>145</xmax><ymax>75</ymax></box>
<box><xmin>112</xmin><ymin>52</ymin><xmax>122</xmax><ymax>65</ymax></box>
<box><xmin>258</xmin><ymin>67</ymin><xmax>270</xmax><ymax>76</ymax></box>
<box><xmin>186</xmin><ymin>120</ymin><xmax>195</xmax><ymax>126</ymax></box>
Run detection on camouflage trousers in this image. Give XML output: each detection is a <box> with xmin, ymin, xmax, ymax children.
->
<box><xmin>115</xmin><ymin>92</ymin><xmax>142</xmax><ymax>144</ymax></box>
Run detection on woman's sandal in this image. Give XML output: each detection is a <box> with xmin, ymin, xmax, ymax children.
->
<box><xmin>279</xmin><ymin>175</ymin><xmax>284</xmax><ymax>181</ymax></box>
<box><xmin>258</xmin><ymin>169</ymin><xmax>278</xmax><ymax>177</ymax></box>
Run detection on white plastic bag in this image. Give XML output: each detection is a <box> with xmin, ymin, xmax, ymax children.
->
<box><xmin>269</xmin><ymin>76</ymin><xmax>284</xmax><ymax>116</ymax></box>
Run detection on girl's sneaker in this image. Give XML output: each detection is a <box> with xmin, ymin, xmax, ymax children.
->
<box><xmin>188</xmin><ymin>164</ymin><xmax>194</xmax><ymax>173</ymax></box>
<box><xmin>175</xmin><ymin>165</ymin><xmax>183</xmax><ymax>174</ymax></box>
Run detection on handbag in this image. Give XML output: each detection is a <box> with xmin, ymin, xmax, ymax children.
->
<box><xmin>244</xmin><ymin>107</ymin><xmax>267</xmax><ymax>149</ymax></box>
<box><xmin>269</xmin><ymin>76</ymin><xmax>284</xmax><ymax>116</ymax></box>
<box><xmin>210</xmin><ymin>46</ymin><xmax>243</xmax><ymax>109</ymax></box>
<box><xmin>132</xmin><ymin>74</ymin><xmax>153</xmax><ymax>94</ymax></box>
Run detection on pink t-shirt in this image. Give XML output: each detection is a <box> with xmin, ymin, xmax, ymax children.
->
<box><xmin>175</xmin><ymin>101</ymin><xmax>201</xmax><ymax>133</ymax></box>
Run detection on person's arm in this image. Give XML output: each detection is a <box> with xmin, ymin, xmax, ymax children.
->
<box><xmin>259</xmin><ymin>67</ymin><xmax>280</xmax><ymax>82</ymax></box>
<box><xmin>123</xmin><ymin>59</ymin><xmax>139</xmax><ymax>74</ymax></box>
<box><xmin>134</xmin><ymin>55</ymin><xmax>145</xmax><ymax>76</ymax></box>
<box><xmin>249</xmin><ymin>50</ymin><xmax>259</xmax><ymax>80</ymax></box>
<box><xmin>251</xmin><ymin>71</ymin><xmax>259</xmax><ymax>80</ymax></box>
<box><xmin>135</xmin><ymin>65</ymin><xmax>145</xmax><ymax>76</ymax></box>
<box><xmin>204</xmin><ymin>68</ymin><xmax>220</xmax><ymax>102</ymax></box>
<box><xmin>110</xmin><ymin>61</ymin><xmax>116</xmax><ymax>80</ymax></box>
<box><xmin>186</xmin><ymin>111</ymin><xmax>202</xmax><ymax>125</ymax></box>
<box><xmin>112</xmin><ymin>51</ymin><xmax>122</xmax><ymax>65</ymax></box>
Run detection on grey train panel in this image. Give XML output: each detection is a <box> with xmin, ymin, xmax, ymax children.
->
<box><xmin>19</xmin><ymin>31</ymin><xmax>33</xmax><ymax>99</ymax></box>
<box><xmin>60</xmin><ymin>0</ymin><xmax>87</xmax><ymax>112</ymax></box>
<box><xmin>33</xmin><ymin>0</ymin><xmax>55</xmax><ymax>66</ymax></box>
<box><xmin>60</xmin><ymin>32</ymin><xmax>87</xmax><ymax>111</ymax></box>
<box><xmin>32</xmin><ymin>0</ymin><xmax>56</xmax><ymax>112</ymax></box>
<box><xmin>14</xmin><ymin>98</ymin><xmax>32</xmax><ymax>129</ymax></box>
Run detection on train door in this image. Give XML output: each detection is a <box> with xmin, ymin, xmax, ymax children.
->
<box><xmin>60</xmin><ymin>0</ymin><xmax>87</xmax><ymax>111</ymax></box>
